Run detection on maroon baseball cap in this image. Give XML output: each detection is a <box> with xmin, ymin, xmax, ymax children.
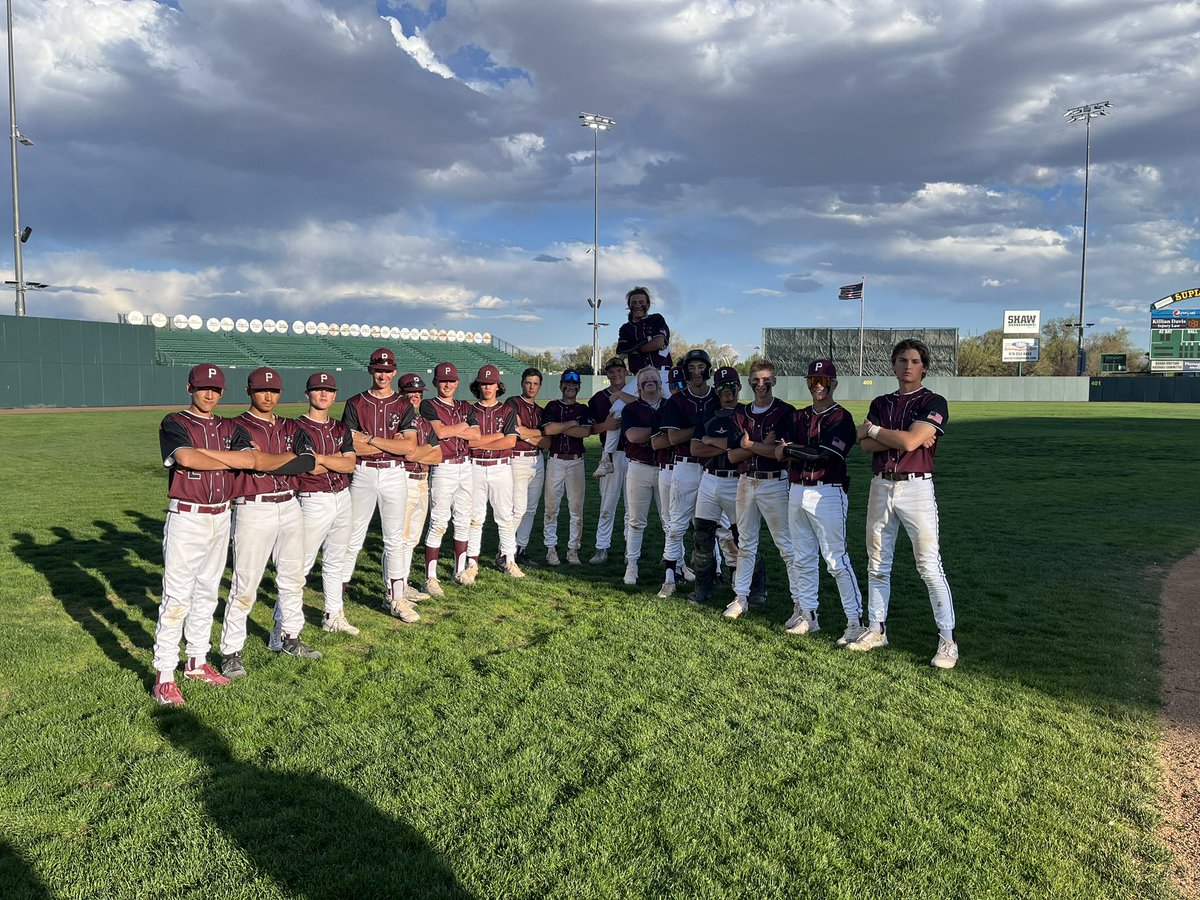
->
<box><xmin>306</xmin><ymin>371</ymin><xmax>337</xmax><ymax>392</ymax></box>
<box><xmin>188</xmin><ymin>363</ymin><xmax>225</xmax><ymax>391</ymax></box>
<box><xmin>434</xmin><ymin>362</ymin><xmax>458</xmax><ymax>383</ymax></box>
<box><xmin>713</xmin><ymin>366</ymin><xmax>741</xmax><ymax>390</ymax></box>
<box><xmin>808</xmin><ymin>359</ymin><xmax>837</xmax><ymax>378</ymax></box>
<box><xmin>398</xmin><ymin>373</ymin><xmax>426</xmax><ymax>393</ymax></box>
<box><xmin>369</xmin><ymin>347</ymin><xmax>397</xmax><ymax>372</ymax></box>
<box><xmin>475</xmin><ymin>364</ymin><xmax>500</xmax><ymax>385</ymax></box>
<box><xmin>247</xmin><ymin>367</ymin><xmax>283</xmax><ymax>391</ymax></box>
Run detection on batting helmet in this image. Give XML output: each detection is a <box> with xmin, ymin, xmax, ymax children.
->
<box><xmin>682</xmin><ymin>348</ymin><xmax>712</xmax><ymax>379</ymax></box>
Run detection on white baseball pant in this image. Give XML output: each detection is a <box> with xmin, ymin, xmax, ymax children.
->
<box><xmin>511</xmin><ymin>453</ymin><xmax>544</xmax><ymax>549</ymax></box>
<box><xmin>468</xmin><ymin>460</ymin><xmax>517</xmax><ymax>559</ymax></box>
<box><xmin>594</xmin><ymin>450</ymin><xmax>628</xmax><ymax>551</ymax></box>
<box><xmin>543</xmin><ymin>456</ymin><xmax>585</xmax><ymax>550</ymax></box>
<box><xmin>152</xmin><ymin>504</ymin><xmax>231</xmax><ymax>674</ymax></box>
<box><xmin>384</xmin><ymin>472</ymin><xmax>429</xmax><ymax>588</ymax></box>
<box><xmin>221</xmin><ymin>496</ymin><xmax>306</xmax><ymax>655</ymax></box>
<box><xmin>664</xmin><ymin>459</ymin><xmax>703</xmax><ymax>563</ymax></box>
<box><xmin>865</xmin><ymin>476</ymin><xmax>955</xmax><ymax>632</ymax></box>
<box><xmin>341</xmin><ymin>462</ymin><xmax>409</xmax><ymax>598</ymax></box>
<box><xmin>789</xmin><ymin>483</ymin><xmax>863</xmax><ymax>620</ymax></box>
<box><xmin>297</xmin><ymin>489</ymin><xmax>353</xmax><ymax>618</ymax></box>
<box><xmin>624</xmin><ymin>459</ymin><xmax>668</xmax><ymax>562</ymax></box>
<box><xmin>733</xmin><ymin>475</ymin><xmax>801</xmax><ymax>600</ymax></box>
<box><xmin>424</xmin><ymin>460</ymin><xmax>473</xmax><ymax>576</ymax></box>
<box><xmin>695</xmin><ymin>471</ymin><xmax>738</xmax><ymax>525</ymax></box>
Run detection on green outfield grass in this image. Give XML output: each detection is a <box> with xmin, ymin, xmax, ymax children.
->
<box><xmin>1</xmin><ymin>400</ymin><xmax>1195</xmax><ymax>898</ymax></box>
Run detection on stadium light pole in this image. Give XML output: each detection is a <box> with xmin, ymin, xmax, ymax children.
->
<box><xmin>580</xmin><ymin>112</ymin><xmax>615</xmax><ymax>374</ymax></box>
<box><xmin>6</xmin><ymin>0</ymin><xmax>32</xmax><ymax>317</ymax></box>
<box><xmin>1064</xmin><ymin>100</ymin><xmax>1113</xmax><ymax>376</ymax></box>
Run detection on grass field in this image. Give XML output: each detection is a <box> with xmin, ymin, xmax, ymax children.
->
<box><xmin>1</xmin><ymin>400</ymin><xmax>1196</xmax><ymax>899</ymax></box>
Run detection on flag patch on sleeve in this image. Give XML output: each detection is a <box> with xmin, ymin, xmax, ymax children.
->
<box><xmin>831</xmin><ymin>437</ymin><xmax>846</xmax><ymax>451</ymax></box>
<box><xmin>927</xmin><ymin>412</ymin><xmax>944</xmax><ymax>425</ymax></box>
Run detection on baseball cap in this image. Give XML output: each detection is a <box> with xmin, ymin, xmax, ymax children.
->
<box><xmin>808</xmin><ymin>358</ymin><xmax>837</xmax><ymax>378</ymax></box>
<box><xmin>669</xmin><ymin>366</ymin><xmax>686</xmax><ymax>385</ymax></box>
<box><xmin>434</xmin><ymin>362</ymin><xmax>459</xmax><ymax>383</ymax></box>
<box><xmin>603</xmin><ymin>357</ymin><xmax>626</xmax><ymax>372</ymax></box>
<box><xmin>188</xmin><ymin>363</ymin><xmax>225</xmax><ymax>391</ymax></box>
<box><xmin>247</xmin><ymin>367</ymin><xmax>282</xmax><ymax>391</ymax></box>
<box><xmin>398</xmin><ymin>373</ymin><xmax>426</xmax><ymax>393</ymax></box>
<box><xmin>560</xmin><ymin>368</ymin><xmax>582</xmax><ymax>384</ymax></box>
<box><xmin>368</xmin><ymin>347</ymin><xmax>397</xmax><ymax>372</ymax></box>
<box><xmin>475</xmin><ymin>364</ymin><xmax>500</xmax><ymax>385</ymax></box>
<box><xmin>713</xmin><ymin>366</ymin><xmax>741</xmax><ymax>390</ymax></box>
<box><xmin>306</xmin><ymin>371</ymin><xmax>337</xmax><ymax>392</ymax></box>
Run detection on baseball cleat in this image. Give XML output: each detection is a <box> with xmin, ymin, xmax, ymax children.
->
<box><xmin>623</xmin><ymin>562</ymin><xmax>639</xmax><ymax>585</ymax></box>
<box><xmin>515</xmin><ymin>547</ymin><xmax>540</xmax><ymax>569</ymax></box>
<box><xmin>422</xmin><ymin>577</ymin><xmax>445</xmax><ymax>599</ymax></box>
<box><xmin>183</xmin><ymin>661</ymin><xmax>231</xmax><ymax>686</ymax></box>
<box><xmin>723</xmin><ymin>596</ymin><xmax>749</xmax><ymax>619</ymax></box>
<box><xmin>281</xmin><ymin>635</ymin><xmax>322</xmax><ymax>659</ymax></box>
<box><xmin>267</xmin><ymin>624</ymin><xmax>283</xmax><ymax>653</ymax></box>
<box><xmin>405</xmin><ymin>584</ymin><xmax>431</xmax><ymax>602</ymax></box>
<box><xmin>455</xmin><ymin>561</ymin><xmax>479</xmax><ymax>586</ymax></box>
<box><xmin>589</xmin><ymin>549</ymin><xmax>609</xmax><ymax>565</ymax></box>
<box><xmin>566</xmin><ymin>549</ymin><xmax>581</xmax><ymax>565</ymax></box>
<box><xmin>836</xmin><ymin>624</ymin><xmax>869</xmax><ymax>647</ymax></box>
<box><xmin>847</xmin><ymin>629</ymin><xmax>888</xmax><ymax>652</ymax></box>
<box><xmin>931</xmin><ymin>635</ymin><xmax>959</xmax><ymax>669</ymax></box>
<box><xmin>504</xmin><ymin>559</ymin><xmax>526</xmax><ymax>578</ymax></box>
<box><xmin>220</xmin><ymin>653</ymin><xmax>247</xmax><ymax>680</ymax></box>
<box><xmin>152</xmin><ymin>681</ymin><xmax>186</xmax><ymax>706</ymax></box>
<box><xmin>785</xmin><ymin>610</ymin><xmax>820</xmax><ymax>636</ymax></box>
<box><xmin>388</xmin><ymin>597</ymin><xmax>420</xmax><ymax>624</ymax></box>
<box><xmin>592</xmin><ymin>458</ymin><xmax>615</xmax><ymax>478</ymax></box>
<box><xmin>322</xmin><ymin>613</ymin><xmax>360</xmax><ymax>635</ymax></box>
<box><xmin>656</xmin><ymin>581</ymin><xmax>675</xmax><ymax>599</ymax></box>
<box><xmin>545</xmin><ymin>547</ymin><xmax>561</xmax><ymax>567</ymax></box>
<box><xmin>680</xmin><ymin>563</ymin><xmax>696</xmax><ymax>583</ymax></box>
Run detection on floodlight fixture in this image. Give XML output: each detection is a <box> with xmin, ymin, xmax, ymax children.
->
<box><xmin>579</xmin><ymin>112</ymin><xmax>615</xmax><ymax>132</ymax></box>
<box><xmin>18</xmin><ymin>224</ymin><xmax>29</xmax><ymax>242</ymax></box>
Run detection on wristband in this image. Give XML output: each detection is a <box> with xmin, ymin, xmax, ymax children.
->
<box><xmin>868</xmin><ymin>424</ymin><xmax>881</xmax><ymax>440</ymax></box>
<box><xmin>367</xmin><ymin>436</ymin><xmax>376</xmax><ymax>447</ymax></box>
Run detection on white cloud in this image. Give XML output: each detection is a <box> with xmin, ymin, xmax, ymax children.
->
<box><xmin>744</xmin><ymin>288</ymin><xmax>785</xmax><ymax>297</ymax></box>
<box><xmin>714</xmin><ymin>307</ymin><xmax>734</xmax><ymax>314</ymax></box>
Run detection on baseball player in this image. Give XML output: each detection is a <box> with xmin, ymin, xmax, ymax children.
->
<box><xmin>465</xmin><ymin>364</ymin><xmax>524</xmax><ymax>581</ymax></box>
<box><xmin>339</xmin><ymin>348</ymin><xmax>421</xmax><ymax>623</ymax></box>
<box><xmin>620</xmin><ymin>366</ymin><xmax>671</xmax><ymax>585</ymax></box>
<box><xmin>507</xmin><ymin>367</ymin><xmax>547</xmax><ymax>568</ymax></box>
<box><xmin>616</xmin><ymin>286</ymin><xmax>673</xmax><ymax>393</ymax></box>
<box><xmin>385</xmin><ymin>373</ymin><xmax>443</xmax><ymax>602</ymax></box>
<box><xmin>421</xmin><ymin>362</ymin><xmax>482</xmax><ymax>594</ymax></box>
<box><xmin>722</xmin><ymin>359</ymin><xmax>803</xmax><ymax>620</ymax></box>
<box><xmin>151</xmin><ymin>363</ymin><xmax>284</xmax><ymax>705</ymax></box>
<box><xmin>587</xmin><ymin>357</ymin><xmax>636</xmax><ymax>564</ymax></box>
<box><xmin>292</xmin><ymin>372</ymin><xmax>359</xmax><ymax>635</ymax></box>
<box><xmin>849</xmin><ymin>338</ymin><xmax>958</xmax><ymax>669</ymax></box>
<box><xmin>775</xmin><ymin>359</ymin><xmax>866</xmax><ymax>644</ymax></box>
<box><xmin>541</xmin><ymin>369</ymin><xmax>593</xmax><ymax>566</ymax></box>
<box><xmin>220</xmin><ymin>368</ymin><xmax>322</xmax><ymax>680</ymax></box>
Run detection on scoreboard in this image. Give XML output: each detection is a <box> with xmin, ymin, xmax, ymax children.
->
<box><xmin>1150</xmin><ymin>307</ymin><xmax>1200</xmax><ymax>372</ymax></box>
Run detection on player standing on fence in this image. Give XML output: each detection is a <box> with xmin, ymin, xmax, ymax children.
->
<box><xmin>616</xmin><ymin>286</ymin><xmax>673</xmax><ymax>394</ymax></box>
<box><xmin>849</xmin><ymin>339</ymin><xmax>958</xmax><ymax>669</ymax></box>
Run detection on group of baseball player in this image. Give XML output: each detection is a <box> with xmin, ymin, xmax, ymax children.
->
<box><xmin>151</xmin><ymin>286</ymin><xmax>958</xmax><ymax>705</ymax></box>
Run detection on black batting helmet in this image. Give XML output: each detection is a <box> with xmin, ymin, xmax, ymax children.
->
<box><xmin>682</xmin><ymin>348</ymin><xmax>712</xmax><ymax>379</ymax></box>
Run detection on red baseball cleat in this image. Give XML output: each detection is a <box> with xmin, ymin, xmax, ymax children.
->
<box><xmin>183</xmin><ymin>662</ymin><xmax>231</xmax><ymax>686</ymax></box>
<box><xmin>152</xmin><ymin>681</ymin><xmax>186</xmax><ymax>706</ymax></box>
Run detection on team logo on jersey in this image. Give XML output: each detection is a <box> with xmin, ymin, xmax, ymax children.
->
<box><xmin>389</xmin><ymin>412</ymin><xmax>403</xmax><ymax>431</ymax></box>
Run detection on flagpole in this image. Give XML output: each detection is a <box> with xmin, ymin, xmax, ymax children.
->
<box><xmin>858</xmin><ymin>275</ymin><xmax>865</xmax><ymax>377</ymax></box>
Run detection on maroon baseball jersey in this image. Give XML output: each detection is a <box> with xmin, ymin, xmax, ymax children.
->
<box><xmin>420</xmin><ymin>397</ymin><xmax>478</xmax><ymax>462</ymax></box>
<box><xmin>866</xmin><ymin>388</ymin><xmax>949</xmax><ymax>476</ymax></box>
<box><xmin>730</xmin><ymin>399</ymin><xmax>791</xmax><ymax>475</ymax></box>
<box><xmin>159</xmin><ymin>411</ymin><xmax>251</xmax><ymax>504</ymax></box>
<box><xmin>232</xmin><ymin>411</ymin><xmax>304</xmax><ymax>497</ymax></box>
<box><xmin>779</xmin><ymin>403</ymin><xmax>857</xmax><ymax>489</ymax></box>
<box><xmin>341</xmin><ymin>391</ymin><xmax>417</xmax><ymax>463</ymax></box>
<box><xmin>620</xmin><ymin>398</ymin><xmax>664</xmax><ymax>466</ymax></box>
<box><xmin>588</xmin><ymin>387</ymin><xmax>627</xmax><ymax>452</ymax></box>
<box><xmin>506</xmin><ymin>395</ymin><xmax>544</xmax><ymax>452</ymax></box>
<box><xmin>660</xmin><ymin>387</ymin><xmax>717</xmax><ymax>463</ymax></box>
<box><xmin>403</xmin><ymin>415</ymin><xmax>439</xmax><ymax>475</ymax></box>
<box><xmin>294</xmin><ymin>415</ymin><xmax>355</xmax><ymax>493</ymax></box>
<box><xmin>617</xmin><ymin>313</ymin><xmax>672</xmax><ymax>375</ymax></box>
<box><xmin>542</xmin><ymin>399</ymin><xmax>593</xmax><ymax>457</ymax></box>
<box><xmin>470</xmin><ymin>400</ymin><xmax>518</xmax><ymax>459</ymax></box>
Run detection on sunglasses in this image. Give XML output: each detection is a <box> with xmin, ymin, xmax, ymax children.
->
<box><xmin>561</xmin><ymin>372</ymin><xmax>581</xmax><ymax>383</ymax></box>
<box><xmin>807</xmin><ymin>376</ymin><xmax>831</xmax><ymax>387</ymax></box>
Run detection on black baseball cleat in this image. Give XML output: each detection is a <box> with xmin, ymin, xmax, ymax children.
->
<box><xmin>220</xmin><ymin>653</ymin><xmax>247</xmax><ymax>680</ymax></box>
<box><xmin>280</xmin><ymin>636</ymin><xmax>322</xmax><ymax>660</ymax></box>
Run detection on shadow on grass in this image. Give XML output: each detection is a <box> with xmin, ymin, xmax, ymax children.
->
<box><xmin>0</xmin><ymin>838</ymin><xmax>51</xmax><ymax>900</ymax></box>
<box><xmin>157</xmin><ymin>711</ymin><xmax>473</xmax><ymax>899</ymax></box>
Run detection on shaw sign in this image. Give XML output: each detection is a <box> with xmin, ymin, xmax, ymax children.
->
<box><xmin>1003</xmin><ymin>310</ymin><xmax>1041</xmax><ymax>334</ymax></box>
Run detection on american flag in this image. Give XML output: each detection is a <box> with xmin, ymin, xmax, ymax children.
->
<box><xmin>831</xmin><ymin>437</ymin><xmax>846</xmax><ymax>451</ymax></box>
<box><xmin>838</xmin><ymin>282</ymin><xmax>864</xmax><ymax>301</ymax></box>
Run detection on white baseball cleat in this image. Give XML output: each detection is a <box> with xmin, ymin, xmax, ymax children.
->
<box><xmin>592</xmin><ymin>458</ymin><xmax>614</xmax><ymax>478</ymax></box>
<box><xmin>784</xmin><ymin>610</ymin><xmax>819</xmax><ymax>635</ymax></box>
<box><xmin>422</xmin><ymin>577</ymin><xmax>445</xmax><ymax>599</ymax></box>
<box><xmin>545</xmin><ymin>547</ymin><xmax>561</xmax><ymax>567</ymax></box>
<box><xmin>656</xmin><ymin>581</ymin><xmax>675</xmax><ymax>599</ymax></box>
<box><xmin>322</xmin><ymin>613</ymin><xmax>360</xmax><ymax>635</ymax></box>
<box><xmin>847</xmin><ymin>629</ymin><xmax>889</xmax><ymax>652</ymax></box>
<box><xmin>455</xmin><ymin>561</ymin><xmax>479</xmax><ymax>586</ymax></box>
<box><xmin>931</xmin><ymin>635</ymin><xmax>959</xmax><ymax>669</ymax></box>
<box><xmin>566</xmin><ymin>549</ymin><xmax>581</xmax><ymax>565</ymax></box>
<box><xmin>388</xmin><ymin>596</ymin><xmax>420</xmax><ymax>624</ymax></box>
<box><xmin>405</xmin><ymin>584</ymin><xmax>431</xmax><ymax>603</ymax></box>
<box><xmin>623</xmin><ymin>562</ymin><xmax>638</xmax><ymax>585</ymax></box>
<box><xmin>723</xmin><ymin>596</ymin><xmax>749</xmax><ymax>619</ymax></box>
<box><xmin>836</xmin><ymin>624</ymin><xmax>869</xmax><ymax>647</ymax></box>
<box><xmin>504</xmin><ymin>559</ymin><xmax>526</xmax><ymax>578</ymax></box>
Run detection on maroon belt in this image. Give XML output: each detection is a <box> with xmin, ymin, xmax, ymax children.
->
<box><xmin>172</xmin><ymin>501</ymin><xmax>229</xmax><ymax>515</ymax></box>
<box><xmin>512</xmin><ymin>450</ymin><xmax>541</xmax><ymax>458</ymax></box>
<box><xmin>880</xmin><ymin>472</ymin><xmax>932</xmax><ymax>481</ymax></box>
<box><xmin>441</xmin><ymin>457</ymin><xmax>467</xmax><ymax>465</ymax></box>
<box><xmin>408</xmin><ymin>472</ymin><xmax>428</xmax><ymax>481</ymax></box>
<box><xmin>552</xmin><ymin>453</ymin><xmax>584</xmax><ymax>461</ymax></box>
<box><xmin>471</xmin><ymin>458</ymin><xmax>509</xmax><ymax>467</ymax></box>
<box><xmin>240</xmin><ymin>491</ymin><xmax>296</xmax><ymax>503</ymax></box>
<box><xmin>745</xmin><ymin>471</ymin><xmax>784</xmax><ymax>480</ymax></box>
<box><xmin>358</xmin><ymin>459</ymin><xmax>400</xmax><ymax>469</ymax></box>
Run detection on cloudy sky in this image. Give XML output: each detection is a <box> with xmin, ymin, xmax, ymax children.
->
<box><xmin>6</xmin><ymin>0</ymin><xmax>1198</xmax><ymax>357</ymax></box>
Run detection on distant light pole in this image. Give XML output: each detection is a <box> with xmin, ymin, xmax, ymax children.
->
<box><xmin>6</xmin><ymin>0</ymin><xmax>33</xmax><ymax>317</ymax></box>
<box><xmin>580</xmin><ymin>112</ymin><xmax>615</xmax><ymax>374</ymax></box>
<box><xmin>1064</xmin><ymin>100</ymin><xmax>1113</xmax><ymax>376</ymax></box>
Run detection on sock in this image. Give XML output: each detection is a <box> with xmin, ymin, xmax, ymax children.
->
<box><xmin>157</xmin><ymin>671</ymin><xmax>174</xmax><ymax>685</ymax></box>
<box><xmin>424</xmin><ymin>549</ymin><xmax>439</xmax><ymax>580</ymax></box>
<box><xmin>939</xmin><ymin>629</ymin><xmax>954</xmax><ymax>642</ymax></box>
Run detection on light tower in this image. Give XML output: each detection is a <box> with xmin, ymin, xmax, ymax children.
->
<box><xmin>579</xmin><ymin>112</ymin><xmax>615</xmax><ymax>374</ymax></box>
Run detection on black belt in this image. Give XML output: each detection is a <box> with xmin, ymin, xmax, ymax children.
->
<box><xmin>745</xmin><ymin>471</ymin><xmax>785</xmax><ymax>480</ymax></box>
<box><xmin>658</xmin><ymin>463</ymin><xmax>675</xmax><ymax>471</ymax></box>
<box><xmin>879</xmin><ymin>472</ymin><xmax>932</xmax><ymax>481</ymax></box>
<box><xmin>552</xmin><ymin>453</ymin><xmax>584</xmax><ymax>461</ymax></box>
<box><xmin>797</xmin><ymin>479</ymin><xmax>835</xmax><ymax>487</ymax></box>
<box><xmin>708</xmin><ymin>470</ymin><xmax>738</xmax><ymax>479</ymax></box>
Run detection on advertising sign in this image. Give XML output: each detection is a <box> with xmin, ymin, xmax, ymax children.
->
<box><xmin>1003</xmin><ymin>310</ymin><xmax>1041</xmax><ymax>334</ymax></box>
<box><xmin>1002</xmin><ymin>337</ymin><xmax>1040</xmax><ymax>362</ymax></box>
<box><xmin>1150</xmin><ymin>308</ymin><xmax>1200</xmax><ymax>367</ymax></box>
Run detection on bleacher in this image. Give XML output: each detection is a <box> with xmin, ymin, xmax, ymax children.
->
<box><xmin>153</xmin><ymin>327</ymin><xmax>527</xmax><ymax>378</ymax></box>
